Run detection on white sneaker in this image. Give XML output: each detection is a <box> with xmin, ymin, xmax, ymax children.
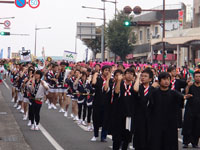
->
<box><xmin>23</xmin><ymin>115</ymin><xmax>28</xmax><ymax>121</ymax></box>
<box><xmin>45</xmin><ymin>99</ymin><xmax>49</xmax><ymax>104</ymax></box>
<box><xmin>73</xmin><ymin>116</ymin><xmax>79</xmax><ymax>121</ymax></box>
<box><xmin>70</xmin><ymin>114</ymin><xmax>74</xmax><ymax>118</ymax></box>
<box><xmin>77</xmin><ymin>119</ymin><xmax>82</xmax><ymax>125</ymax></box>
<box><xmin>82</xmin><ymin>121</ymin><xmax>87</xmax><ymax>126</ymax></box>
<box><xmin>27</xmin><ymin>120</ymin><xmax>31</xmax><ymax>126</ymax></box>
<box><xmin>35</xmin><ymin>125</ymin><xmax>39</xmax><ymax>131</ymax></box>
<box><xmin>59</xmin><ymin>108</ymin><xmax>65</xmax><ymax>113</ymax></box>
<box><xmin>91</xmin><ymin>136</ymin><xmax>97</xmax><ymax>142</ymax></box>
<box><xmin>87</xmin><ymin>125</ymin><xmax>93</xmax><ymax>131</ymax></box>
<box><xmin>75</xmin><ymin>116</ymin><xmax>79</xmax><ymax>121</ymax></box>
<box><xmin>17</xmin><ymin>105</ymin><xmax>21</xmax><ymax>110</ymax></box>
<box><xmin>11</xmin><ymin>98</ymin><xmax>14</xmax><ymax>103</ymax></box>
<box><xmin>64</xmin><ymin>112</ymin><xmax>68</xmax><ymax>117</ymax></box>
<box><xmin>51</xmin><ymin>104</ymin><xmax>57</xmax><ymax>110</ymax></box>
<box><xmin>48</xmin><ymin>104</ymin><xmax>52</xmax><ymax>109</ymax></box>
<box><xmin>13</xmin><ymin>103</ymin><xmax>18</xmax><ymax>108</ymax></box>
<box><xmin>20</xmin><ymin>109</ymin><xmax>24</xmax><ymax>114</ymax></box>
<box><xmin>30</xmin><ymin>124</ymin><xmax>35</xmax><ymax>130</ymax></box>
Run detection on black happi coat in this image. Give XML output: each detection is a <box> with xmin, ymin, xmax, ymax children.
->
<box><xmin>148</xmin><ymin>88</ymin><xmax>184</xmax><ymax>150</ymax></box>
<box><xmin>92</xmin><ymin>76</ymin><xmax>112</xmax><ymax>130</ymax></box>
<box><xmin>133</xmin><ymin>85</ymin><xmax>155</xmax><ymax>149</ymax></box>
<box><xmin>170</xmin><ymin>79</ymin><xmax>187</xmax><ymax>128</ymax></box>
<box><xmin>110</xmin><ymin>80</ymin><xmax>136</xmax><ymax>142</ymax></box>
<box><xmin>182</xmin><ymin>84</ymin><xmax>200</xmax><ymax>137</ymax></box>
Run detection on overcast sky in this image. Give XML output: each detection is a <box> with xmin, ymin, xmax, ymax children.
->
<box><xmin>0</xmin><ymin>0</ymin><xmax>193</xmax><ymax>61</ymax></box>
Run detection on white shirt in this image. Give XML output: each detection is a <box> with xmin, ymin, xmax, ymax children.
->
<box><xmin>29</xmin><ymin>80</ymin><xmax>49</xmax><ymax>100</ymax></box>
<box><xmin>35</xmin><ymin>80</ymin><xmax>49</xmax><ymax>99</ymax></box>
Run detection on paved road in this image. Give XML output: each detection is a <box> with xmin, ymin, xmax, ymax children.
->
<box><xmin>0</xmin><ymin>79</ymin><xmax>200</xmax><ymax>150</ymax></box>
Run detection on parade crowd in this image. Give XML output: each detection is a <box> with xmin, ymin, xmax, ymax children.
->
<box><xmin>1</xmin><ymin>58</ymin><xmax>200</xmax><ymax>150</ymax></box>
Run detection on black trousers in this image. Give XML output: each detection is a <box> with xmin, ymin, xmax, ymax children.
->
<box><xmin>87</xmin><ymin>106</ymin><xmax>93</xmax><ymax>123</ymax></box>
<box><xmin>29</xmin><ymin>101</ymin><xmax>42</xmax><ymax>125</ymax></box>
<box><xmin>28</xmin><ymin>103</ymin><xmax>33</xmax><ymax>120</ymax></box>
<box><xmin>78</xmin><ymin>102</ymin><xmax>87</xmax><ymax>121</ymax></box>
<box><xmin>113</xmin><ymin>130</ymin><xmax>132</xmax><ymax>150</ymax></box>
<box><xmin>183</xmin><ymin>135</ymin><xmax>199</xmax><ymax>146</ymax></box>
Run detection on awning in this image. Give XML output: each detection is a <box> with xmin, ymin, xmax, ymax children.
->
<box><xmin>151</xmin><ymin>36</ymin><xmax>200</xmax><ymax>45</ymax></box>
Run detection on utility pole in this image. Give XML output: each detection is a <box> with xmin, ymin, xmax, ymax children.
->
<box><xmin>162</xmin><ymin>0</ymin><xmax>166</xmax><ymax>64</ymax></box>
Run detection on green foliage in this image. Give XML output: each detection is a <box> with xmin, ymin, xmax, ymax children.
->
<box><xmin>106</xmin><ymin>11</ymin><xmax>136</xmax><ymax>61</ymax></box>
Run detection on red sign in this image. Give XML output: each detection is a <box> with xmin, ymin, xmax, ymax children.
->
<box><xmin>29</xmin><ymin>0</ymin><xmax>40</xmax><ymax>9</ymax></box>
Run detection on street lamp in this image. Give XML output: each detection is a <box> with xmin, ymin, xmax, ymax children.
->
<box><xmin>101</xmin><ymin>0</ymin><xmax>117</xmax><ymax>20</ymax></box>
<box><xmin>34</xmin><ymin>26</ymin><xmax>51</xmax><ymax>57</ymax></box>
<box><xmin>82</xmin><ymin>5</ymin><xmax>106</xmax><ymax>62</ymax></box>
<box><xmin>123</xmin><ymin>0</ymin><xmax>166</xmax><ymax>64</ymax></box>
<box><xmin>102</xmin><ymin>0</ymin><xmax>117</xmax><ymax>62</ymax></box>
<box><xmin>86</xmin><ymin>17</ymin><xmax>104</xmax><ymax>20</ymax></box>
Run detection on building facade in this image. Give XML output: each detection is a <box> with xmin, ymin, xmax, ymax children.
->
<box><xmin>193</xmin><ymin>0</ymin><xmax>200</xmax><ymax>27</ymax></box>
<box><xmin>128</xmin><ymin>3</ymin><xmax>187</xmax><ymax>64</ymax></box>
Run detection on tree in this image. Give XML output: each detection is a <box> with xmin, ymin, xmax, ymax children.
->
<box><xmin>106</xmin><ymin>11</ymin><xmax>136</xmax><ymax>61</ymax></box>
<box><xmin>82</xmin><ymin>27</ymin><xmax>102</xmax><ymax>59</ymax></box>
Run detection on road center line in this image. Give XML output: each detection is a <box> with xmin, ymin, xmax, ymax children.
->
<box><xmin>3</xmin><ymin>80</ymin><xmax>64</xmax><ymax>150</ymax></box>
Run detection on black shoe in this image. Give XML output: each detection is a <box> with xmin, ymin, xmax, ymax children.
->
<box><xmin>183</xmin><ymin>144</ymin><xmax>188</xmax><ymax>148</ymax></box>
<box><xmin>192</xmin><ymin>145</ymin><xmax>199</xmax><ymax>148</ymax></box>
<box><xmin>101</xmin><ymin>139</ymin><xmax>107</xmax><ymax>142</ymax></box>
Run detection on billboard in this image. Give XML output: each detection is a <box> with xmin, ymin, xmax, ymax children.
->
<box><xmin>21</xmin><ymin>53</ymin><xmax>31</xmax><ymax>62</ymax></box>
<box><xmin>63</xmin><ymin>50</ymin><xmax>77</xmax><ymax>62</ymax></box>
<box><xmin>76</xmin><ymin>22</ymin><xmax>96</xmax><ymax>40</ymax></box>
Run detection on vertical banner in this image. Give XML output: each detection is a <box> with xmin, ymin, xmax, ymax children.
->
<box><xmin>42</xmin><ymin>47</ymin><xmax>45</xmax><ymax>61</ymax></box>
<box><xmin>178</xmin><ymin>10</ymin><xmax>184</xmax><ymax>26</ymax></box>
<box><xmin>8</xmin><ymin>47</ymin><xmax>11</xmax><ymax>59</ymax></box>
<box><xmin>85</xmin><ymin>48</ymin><xmax>88</xmax><ymax>62</ymax></box>
<box><xmin>0</xmin><ymin>49</ymin><xmax>3</xmax><ymax>59</ymax></box>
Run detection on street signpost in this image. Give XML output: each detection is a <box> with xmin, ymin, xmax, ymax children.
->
<box><xmin>4</xmin><ymin>20</ymin><xmax>11</xmax><ymax>29</ymax></box>
<box><xmin>15</xmin><ymin>0</ymin><xmax>26</xmax><ymax>8</ymax></box>
<box><xmin>76</xmin><ymin>22</ymin><xmax>96</xmax><ymax>40</ymax></box>
<box><xmin>28</xmin><ymin>0</ymin><xmax>40</xmax><ymax>9</ymax></box>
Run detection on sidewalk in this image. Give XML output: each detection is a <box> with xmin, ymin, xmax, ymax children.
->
<box><xmin>0</xmin><ymin>91</ymin><xmax>31</xmax><ymax>150</ymax></box>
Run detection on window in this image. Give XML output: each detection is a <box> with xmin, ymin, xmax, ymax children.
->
<box><xmin>147</xmin><ymin>28</ymin><xmax>150</xmax><ymax>40</ymax></box>
<box><xmin>140</xmin><ymin>30</ymin><xmax>143</xmax><ymax>41</ymax></box>
<box><xmin>155</xmin><ymin>26</ymin><xmax>158</xmax><ymax>35</ymax></box>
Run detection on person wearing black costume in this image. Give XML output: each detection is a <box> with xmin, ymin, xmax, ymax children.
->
<box><xmin>147</xmin><ymin>72</ymin><xmax>192</xmax><ymax>150</ymax></box>
<box><xmin>182</xmin><ymin>71</ymin><xmax>200</xmax><ymax>148</ymax></box>
<box><xmin>112</xmin><ymin>68</ymin><xmax>136</xmax><ymax>150</ymax></box>
<box><xmin>167</xmin><ymin>66</ymin><xmax>188</xmax><ymax>128</ymax></box>
<box><xmin>133</xmin><ymin>68</ymin><xmax>158</xmax><ymax>150</ymax></box>
<box><xmin>91</xmin><ymin>65</ymin><xmax>112</xmax><ymax>142</ymax></box>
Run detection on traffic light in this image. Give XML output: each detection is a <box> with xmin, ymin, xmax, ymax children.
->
<box><xmin>123</xmin><ymin>20</ymin><xmax>137</xmax><ymax>27</ymax></box>
<box><xmin>124</xmin><ymin>20</ymin><xmax>131</xmax><ymax>26</ymax></box>
<box><xmin>0</xmin><ymin>32</ymin><xmax>10</xmax><ymax>36</ymax></box>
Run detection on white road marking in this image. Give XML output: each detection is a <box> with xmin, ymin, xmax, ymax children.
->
<box><xmin>178</xmin><ymin>138</ymin><xmax>183</xmax><ymax>143</ymax></box>
<box><xmin>3</xmin><ymin>80</ymin><xmax>64</xmax><ymax>150</ymax></box>
<box><xmin>3</xmin><ymin>80</ymin><xmax>10</xmax><ymax>89</ymax></box>
<box><xmin>78</xmin><ymin>123</ymin><xmax>88</xmax><ymax>131</ymax></box>
<box><xmin>39</xmin><ymin>124</ymin><xmax>64</xmax><ymax>150</ymax></box>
